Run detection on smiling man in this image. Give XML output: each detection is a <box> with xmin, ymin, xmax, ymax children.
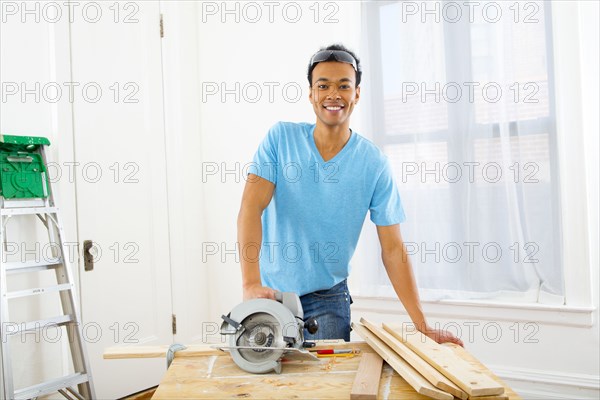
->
<box><xmin>238</xmin><ymin>44</ymin><xmax>462</xmax><ymax>345</ymax></box>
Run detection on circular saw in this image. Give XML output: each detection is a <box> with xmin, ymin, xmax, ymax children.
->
<box><xmin>220</xmin><ymin>292</ymin><xmax>319</xmax><ymax>374</ymax></box>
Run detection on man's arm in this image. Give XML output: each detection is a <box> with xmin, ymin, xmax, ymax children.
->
<box><xmin>238</xmin><ymin>173</ymin><xmax>277</xmax><ymax>300</ymax></box>
<box><xmin>376</xmin><ymin>224</ymin><xmax>464</xmax><ymax>346</ymax></box>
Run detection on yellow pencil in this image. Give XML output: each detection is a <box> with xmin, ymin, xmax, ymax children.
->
<box><xmin>316</xmin><ymin>353</ymin><xmax>355</xmax><ymax>358</ymax></box>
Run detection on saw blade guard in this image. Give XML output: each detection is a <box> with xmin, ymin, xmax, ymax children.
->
<box><xmin>221</xmin><ymin>297</ymin><xmax>304</xmax><ymax>374</ymax></box>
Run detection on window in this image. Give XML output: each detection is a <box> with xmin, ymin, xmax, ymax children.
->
<box><xmin>358</xmin><ymin>1</ymin><xmax>562</xmax><ymax>304</ymax></box>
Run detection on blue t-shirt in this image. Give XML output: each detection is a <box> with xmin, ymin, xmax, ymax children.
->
<box><xmin>249</xmin><ymin>121</ymin><xmax>405</xmax><ymax>296</ymax></box>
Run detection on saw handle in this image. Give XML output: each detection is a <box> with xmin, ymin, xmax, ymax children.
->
<box><xmin>304</xmin><ymin>317</ymin><xmax>319</xmax><ymax>334</ymax></box>
<box><xmin>273</xmin><ymin>292</ymin><xmax>318</xmax><ymax>334</ymax></box>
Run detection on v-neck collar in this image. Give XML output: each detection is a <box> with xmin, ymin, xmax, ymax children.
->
<box><xmin>309</xmin><ymin>125</ymin><xmax>357</xmax><ymax>163</ymax></box>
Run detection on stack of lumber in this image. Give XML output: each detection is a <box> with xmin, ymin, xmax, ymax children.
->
<box><xmin>352</xmin><ymin>318</ymin><xmax>507</xmax><ymax>400</ymax></box>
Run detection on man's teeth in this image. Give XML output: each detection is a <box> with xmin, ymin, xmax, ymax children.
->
<box><xmin>325</xmin><ymin>106</ymin><xmax>342</xmax><ymax>111</ymax></box>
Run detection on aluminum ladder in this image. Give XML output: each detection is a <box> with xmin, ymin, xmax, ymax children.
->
<box><xmin>0</xmin><ymin>135</ymin><xmax>94</xmax><ymax>399</ymax></box>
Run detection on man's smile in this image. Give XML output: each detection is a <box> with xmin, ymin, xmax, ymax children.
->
<box><xmin>323</xmin><ymin>103</ymin><xmax>345</xmax><ymax>112</ymax></box>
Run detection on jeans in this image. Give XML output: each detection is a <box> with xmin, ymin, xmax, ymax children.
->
<box><xmin>300</xmin><ymin>280</ymin><xmax>352</xmax><ymax>341</ymax></box>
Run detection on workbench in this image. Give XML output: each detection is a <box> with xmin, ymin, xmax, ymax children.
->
<box><xmin>148</xmin><ymin>342</ymin><xmax>520</xmax><ymax>399</ymax></box>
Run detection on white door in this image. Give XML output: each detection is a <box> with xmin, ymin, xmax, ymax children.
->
<box><xmin>70</xmin><ymin>2</ymin><xmax>173</xmax><ymax>398</ymax></box>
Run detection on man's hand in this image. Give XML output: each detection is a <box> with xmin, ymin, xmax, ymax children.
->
<box><xmin>422</xmin><ymin>327</ymin><xmax>464</xmax><ymax>347</ymax></box>
<box><xmin>243</xmin><ymin>284</ymin><xmax>276</xmax><ymax>301</ymax></box>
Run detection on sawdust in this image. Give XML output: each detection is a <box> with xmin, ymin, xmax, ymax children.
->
<box><xmin>321</xmin><ymin>359</ymin><xmax>335</xmax><ymax>371</ymax></box>
<box><xmin>261</xmin><ymin>378</ymin><xmax>294</xmax><ymax>387</ymax></box>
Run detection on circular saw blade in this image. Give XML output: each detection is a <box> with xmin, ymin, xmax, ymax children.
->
<box><xmin>234</xmin><ymin>312</ymin><xmax>285</xmax><ymax>364</ymax></box>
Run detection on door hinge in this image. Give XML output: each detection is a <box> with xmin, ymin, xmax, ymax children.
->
<box><xmin>172</xmin><ymin>314</ymin><xmax>177</xmax><ymax>335</ymax></box>
<box><xmin>160</xmin><ymin>14</ymin><xmax>164</xmax><ymax>38</ymax></box>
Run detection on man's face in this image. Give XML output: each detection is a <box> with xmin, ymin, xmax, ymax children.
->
<box><xmin>309</xmin><ymin>61</ymin><xmax>360</xmax><ymax>128</ymax></box>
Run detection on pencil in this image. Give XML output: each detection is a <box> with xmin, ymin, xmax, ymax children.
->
<box><xmin>316</xmin><ymin>353</ymin><xmax>355</xmax><ymax>358</ymax></box>
<box><xmin>310</xmin><ymin>348</ymin><xmax>361</xmax><ymax>354</ymax></box>
<box><xmin>316</xmin><ymin>349</ymin><xmax>353</xmax><ymax>354</ymax></box>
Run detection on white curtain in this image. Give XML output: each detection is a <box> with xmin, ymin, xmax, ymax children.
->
<box><xmin>354</xmin><ymin>1</ymin><xmax>563</xmax><ymax>304</ymax></box>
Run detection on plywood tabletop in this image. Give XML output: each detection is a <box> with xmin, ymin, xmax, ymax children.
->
<box><xmin>151</xmin><ymin>342</ymin><xmax>520</xmax><ymax>399</ymax></box>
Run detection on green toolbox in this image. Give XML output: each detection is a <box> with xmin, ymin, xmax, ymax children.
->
<box><xmin>0</xmin><ymin>134</ymin><xmax>51</xmax><ymax>199</ymax></box>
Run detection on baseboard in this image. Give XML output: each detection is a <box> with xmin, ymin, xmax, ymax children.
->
<box><xmin>491</xmin><ymin>365</ymin><xmax>600</xmax><ymax>399</ymax></box>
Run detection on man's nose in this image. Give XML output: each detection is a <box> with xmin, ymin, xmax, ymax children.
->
<box><xmin>326</xmin><ymin>86</ymin><xmax>341</xmax><ymax>99</ymax></box>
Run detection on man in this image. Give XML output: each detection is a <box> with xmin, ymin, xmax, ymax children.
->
<box><xmin>238</xmin><ymin>44</ymin><xmax>463</xmax><ymax>345</ymax></box>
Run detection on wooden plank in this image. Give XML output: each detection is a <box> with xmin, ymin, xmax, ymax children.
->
<box><xmin>104</xmin><ymin>341</ymin><xmax>372</xmax><ymax>360</ymax></box>
<box><xmin>350</xmin><ymin>353</ymin><xmax>383</xmax><ymax>400</ymax></box>
<box><xmin>378</xmin><ymin>364</ymin><xmax>448</xmax><ymax>400</ymax></box>
<box><xmin>383</xmin><ymin>323</ymin><xmax>504</xmax><ymax>397</ymax></box>
<box><xmin>103</xmin><ymin>344</ymin><xmax>222</xmax><ymax>359</ymax></box>
<box><xmin>352</xmin><ymin>323</ymin><xmax>453</xmax><ymax>400</ymax></box>
<box><xmin>447</xmin><ymin>344</ymin><xmax>520</xmax><ymax>400</ymax></box>
<box><xmin>361</xmin><ymin>318</ymin><xmax>468</xmax><ymax>400</ymax></box>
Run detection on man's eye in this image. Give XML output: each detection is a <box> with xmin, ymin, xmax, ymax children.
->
<box><xmin>339</xmin><ymin>85</ymin><xmax>351</xmax><ymax>90</ymax></box>
<box><xmin>318</xmin><ymin>85</ymin><xmax>328</xmax><ymax>90</ymax></box>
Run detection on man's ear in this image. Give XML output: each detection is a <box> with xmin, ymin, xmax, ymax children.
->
<box><xmin>308</xmin><ymin>85</ymin><xmax>313</xmax><ymax>102</ymax></box>
<box><xmin>355</xmin><ymin>86</ymin><xmax>361</xmax><ymax>103</ymax></box>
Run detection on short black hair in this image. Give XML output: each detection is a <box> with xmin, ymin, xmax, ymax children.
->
<box><xmin>307</xmin><ymin>44</ymin><xmax>362</xmax><ymax>87</ymax></box>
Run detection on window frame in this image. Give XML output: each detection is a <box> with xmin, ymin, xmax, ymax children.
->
<box><xmin>356</xmin><ymin>0</ymin><xmax>594</xmax><ymax>315</ymax></box>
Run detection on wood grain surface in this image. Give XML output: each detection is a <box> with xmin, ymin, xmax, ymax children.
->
<box><xmin>360</xmin><ymin>318</ymin><xmax>468</xmax><ymax>399</ymax></box>
<box><xmin>383</xmin><ymin>323</ymin><xmax>505</xmax><ymax>397</ymax></box>
<box><xmin>147</xmin><ymin>339</ymin><xmax>520</xmax><ymax>399</ymax></box>
<box><xmin>350</xmin><ymin>352</ymin><xmax>384</xmax><ymax>399</ymax></box>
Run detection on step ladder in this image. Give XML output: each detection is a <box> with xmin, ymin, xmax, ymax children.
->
<box><xmin>0</xmin><ymin>135</ymin><xmax>95</xmax><ymax>399</ymax></box>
